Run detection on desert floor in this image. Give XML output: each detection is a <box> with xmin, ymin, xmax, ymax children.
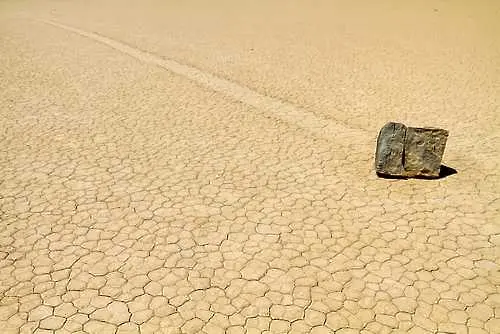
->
<box><xmin>1</xmin><ymin>1</ymin><xmax>499</xmax><ymax>333</ymax></box>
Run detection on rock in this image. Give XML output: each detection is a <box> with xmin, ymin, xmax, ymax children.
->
<box><xmin>375</xmin><ymin>122</ymin><xmax>407</xmax><ymax>176</ymax></box>
<box><xmin>375</xmin><ymin>122</ymin><xmax>449</xmax><ymax>178</ymax></box>
<box><xmin>403</xmin><ymin>127</ymin><xmax>449</xmax><ymax>177</ymax></box>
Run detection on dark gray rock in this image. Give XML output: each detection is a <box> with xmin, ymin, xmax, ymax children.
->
<box><xmin>375</xmin><ymin>122</ymin><xmax>449</xmax><ymax>178</ymax></box>
<box><xmin>375</xmin><ymin>122</ymin><xmax>407</xmax><ymax>176</ymax></box>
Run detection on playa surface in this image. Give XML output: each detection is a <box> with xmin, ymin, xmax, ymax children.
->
<box><xmin>1</xmin><ymin>0</ymin><xmax>499</xmax><ymax>333</ymax></box>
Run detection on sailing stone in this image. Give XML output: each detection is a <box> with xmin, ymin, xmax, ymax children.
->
<box><xmin>375</xmin><ymin>122</ymin><xmax>449</xmax><ymax>178</ymax></box>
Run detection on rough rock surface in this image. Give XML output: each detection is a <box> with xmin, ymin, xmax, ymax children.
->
<box><xmin>404</xmin><ymin>127</ymin><xmax>449</xmax><ymax>177</ymax></box>
<box><xmin>375</xmin><ymin>122</ymin><xmax>449</xmax><ymax>178</ymax></box>
<box><xmin>375</xmin><ymin>122</ymin><xmax>407</xmax><ymax>176</ymax></box>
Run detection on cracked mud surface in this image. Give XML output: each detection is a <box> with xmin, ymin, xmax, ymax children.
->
<box><xmin>1</xmin><ymin>1</ymin><xmax>499</xmax><ymax>333</ymax></box>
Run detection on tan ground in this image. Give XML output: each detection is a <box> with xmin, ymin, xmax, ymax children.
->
<box><xmin>1</xmin><ymin>0</ymin><xmax>499</xmax><ymax>333</ymax></box>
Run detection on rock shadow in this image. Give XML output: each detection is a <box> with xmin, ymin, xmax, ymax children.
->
<box><xmin>377</xmin><ymin>164</ymin><xmax>457</xmax><ymax>180</ymax></box>
<box><xmin>438</xmin><ymin>165</ymin><xmax>458</xmax><ymax>178</ymax></box>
